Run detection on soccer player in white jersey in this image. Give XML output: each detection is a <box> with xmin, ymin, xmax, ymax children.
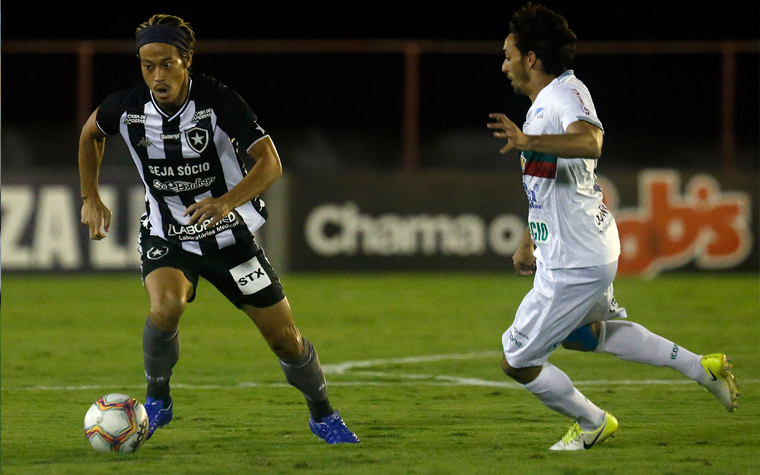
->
<box><xmin>78</xmin><ymin>14</ymin><xmax>358</xmax><ymax>444</ymax></box>
<box><xmin>487</xmin><ymin>3</ymin><xmax>738</xmax><ymax>450</ymax></box>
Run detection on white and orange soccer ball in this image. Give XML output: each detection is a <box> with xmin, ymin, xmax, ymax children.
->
<box><xmin>83</xmin><ymin>393</ymin><xmax>149</xmax><ymax>453</ymax></box>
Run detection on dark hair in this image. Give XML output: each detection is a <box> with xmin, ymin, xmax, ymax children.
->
<box><xmin>509</xmin><ymin>3</ymin><xmax>576</xmax><ymax>76</ymax></box>
<box><xmin>136</xmin><ymin>14</ymin><xmax>195</xmax><ymax>64</ymax></box>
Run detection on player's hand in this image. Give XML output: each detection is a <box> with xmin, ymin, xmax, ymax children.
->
<box><xmin>185</xmin><ymin>196</ymin><xmax>233</xmax><ymax>229</ymax></box>
<box><xmin>81</xmin><ymin>197</ymin><xmax>112</xmax><ymax>240</ymax></box>
<box><xmin>512</xmin><ymin>245</ymin><xmax>536</xmax><ymax>276</ymax></box>
<box><xmin>488</xmin><ymin>112</ymin><xmax>527</xmax><ymax>154</ymax></box>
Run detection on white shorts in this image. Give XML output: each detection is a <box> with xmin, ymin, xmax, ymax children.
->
<box><xmin>502</xmin><ymin>259</ymin><xmax>627</xmax><ymax>368</ymax></box>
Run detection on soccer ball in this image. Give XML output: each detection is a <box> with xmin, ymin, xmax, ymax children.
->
<box><xmin>84</xmin><ymin>393</ymin><xmax>149</xmax><ymax>453</ymax></box>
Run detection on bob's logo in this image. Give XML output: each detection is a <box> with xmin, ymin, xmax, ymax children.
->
<box><xmin>608</xmin><ymin>170</ymin><xmax>752</xmax><ymax>276</ymax></box>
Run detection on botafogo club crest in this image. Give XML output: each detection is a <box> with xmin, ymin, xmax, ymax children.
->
<box><xmin>185</xmin><ymin>127</ymin><xmax>209</xmax><ymax>153</ymax></box>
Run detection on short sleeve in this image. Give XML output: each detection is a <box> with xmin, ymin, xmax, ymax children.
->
<box><xmin>95</xmin><ymin>92</ymin><xmax>127</xmax><ymax>136</ymax></box>
<box><xmin>215</xmin><ymin>87</ymin><xmax>268</xmax><ymax>153</ymax></box>
<box><xmin>555</xmin><ymin>86</ymin><xmax>604</xmax><ymax>134</ymax></box>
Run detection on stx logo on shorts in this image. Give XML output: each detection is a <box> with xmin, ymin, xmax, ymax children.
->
<box><xmin>230</xmin><ymin>256</ymin><xmax>272</xmax><ymax>295</ymax></box>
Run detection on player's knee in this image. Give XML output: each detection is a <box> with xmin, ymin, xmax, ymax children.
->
<box><xmin>501</xmin><ymin>356</ymin><xmax>517</xmax><ymax>378</ymax></box>
<box><xmin>561</xmin><ymin>322</ymin><xmax>600</xmax><ymax>352</ymax></box>
<box><xmin>501</xmin><ymin>356</ymin><xmax>541</xmax><ymax>384</ymax></box>
<box><xmin>149</xmin><ymin>295</ymin><xmax>187</xmax><ymax>330</ymax></box>
<box><xmin>500</xmin><ymin>355</ymin><xmax>522</xmax><ymax>379</ymax></box>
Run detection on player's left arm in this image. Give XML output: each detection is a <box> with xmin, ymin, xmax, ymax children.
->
<box><xmin>185</xmin><ymin>136</ymin><xmax>282</xmax><ymax>227</ymax></box>
<box><xmin>489</xmin><ymin>114</ymin><xmax>603</xmax><ymax>159</ymax></box>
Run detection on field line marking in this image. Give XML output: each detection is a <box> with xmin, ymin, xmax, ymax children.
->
<box><xmin>321</xmin><ymin>350</ymin><xmax>497</xmax><ymax>374</ymax></box>
<box><xmin>348</xmin><ymin>370</ymin><xmax>522</xmax><ymax>388</ymax></box>
<box><xmin>3</xmin><ymin>379</ymin><xmax>758</xmax><ymax>392</ymax></box>
<box><xmin>2</xmin><ymin>350</ymin><xmax>756</xmax><ymax>391</ymax></box>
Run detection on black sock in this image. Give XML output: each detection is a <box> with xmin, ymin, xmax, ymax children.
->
<box><xmin>147</xmin><ymin>382</ymin><xmax>171</xmax><ymax>402</ymax></box>
<box><xmin>306</xmin><ymin>399</ymin><xmax>334</xmax><ymax>421</ymax></box>
<box><xmin>143</xmin><ymin>316</ymin><xmax>179</xmax><ymax>403</ymax></box>
<box><xmin>280</xmin><ymin>339</ymin><xmax>333</xmax><ymax>421</ymax></box>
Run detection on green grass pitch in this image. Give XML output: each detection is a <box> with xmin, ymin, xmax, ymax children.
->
<box><xmin>1</xmin><ymin>272</ymin><xmax>758</xmax><ymax>474</ymax></box>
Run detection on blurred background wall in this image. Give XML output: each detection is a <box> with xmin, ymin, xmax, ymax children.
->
<box><xmin>2</xmin><ymin>1</ymin><xmax>758</xmax><ymax>275</ymax></box>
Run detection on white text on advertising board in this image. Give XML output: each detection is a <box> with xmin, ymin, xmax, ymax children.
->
<box><xmin>305</xmin><ymin>202</ymin><xmax>525</xmax><ymax>257</ymax></box>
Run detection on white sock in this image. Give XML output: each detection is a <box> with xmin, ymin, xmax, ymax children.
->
<box><xmin>523</xmin><ymin>362</ymin><xmax>605</xmax><ymax>431</ymax></box>
<box><xmin>598</xmin><ymin>320</ymin><xmax>705</xmax><ymax>381</ymax></box>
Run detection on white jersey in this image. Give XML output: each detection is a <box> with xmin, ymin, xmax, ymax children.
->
<box><xmin>520</xmin><ymin>70</ymin><xmax>620</xmax><ymax>269</ymax></box>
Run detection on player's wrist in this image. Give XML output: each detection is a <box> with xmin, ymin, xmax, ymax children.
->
<box><xmin>519</xmin><ymin>133</ymin><xmax>534</xmax><ymax>151</ymax></box>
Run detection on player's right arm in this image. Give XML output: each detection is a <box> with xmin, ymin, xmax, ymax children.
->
<box><xmin>512</xmin><ymin>227</ymin><xmax>536</xmax><ymax>276</ymax></box>
<box><xmin>78</xmin><ymin>108</ymin><xmax>112</xmax><ymax>240</ymax></box>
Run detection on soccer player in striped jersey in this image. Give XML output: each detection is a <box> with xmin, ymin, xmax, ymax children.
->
<box><xmin>78</xmin><ymin>14</ymin><xmax>358</xmax><ymax>444</ymax></box>
<box><xmin>487</xmin><ymin>3</ymin><xmax>738</xmax><ymax>451</ymax></box>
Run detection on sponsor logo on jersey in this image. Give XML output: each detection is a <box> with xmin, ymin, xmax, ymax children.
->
<box><xmin>528</xmin><ymin>218</ymin><xmax>550</xmax><ymax>243</ymax></box>
<box><xmin>594</xmin><ymin>203</ymin><xmax>613</xmax><ymax>233</ymax></box>
<box><xmin>136</xmin><ymin>137</ymin><xmax>153</xmax><ymax>148</ymax></box>
<box><xmin>148</xmin><ymin>163</ymin><xmax>211</xmax><ymax>177</ymax></box>
<box><xmin>167</xmin><ymin>212</ymin><xmax>238</xmax><ymax>241</ymax></box>
<box><xmin>571</xmin><ymin>88</ymin><xmax>590</xmax><ymax>115</ymax></box>
<box><xmin>192</xmin><ymin>108</ymin><xmax>213</xmax><ymax>122</ymax></box>
<box><xmin>186</xmin><ymin>127</ymin><xmax>210</xmax><ymax>153</ymax></box>
<box><xmin>524</xmin><ymin>108</ymin><xmax>544</xmax><ymax>128</ymax></box>
<box><xmin>124</xmin><ymin>113</ymin><xmax>147</xmax><ymax>124</ymax></box>
<box><xmin>152</xmin><ymin>177</ymin><xmax>216</xmax><ymax>193</ymax></box>
<box><xmin>523</xmin><ymin>183</ymin><xmax>542</xmax><ymax>209</ymax></box>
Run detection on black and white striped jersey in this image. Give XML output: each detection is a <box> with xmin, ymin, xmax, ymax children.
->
<box><xmin>96</xmin><ymin>74</ymin><xmax>269</xmax><ymax>256</ymax></box>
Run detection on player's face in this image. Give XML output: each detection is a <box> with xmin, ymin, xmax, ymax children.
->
<box><xmin>139</xmin><ymin>42</ymin><xmax>192</xmax><ymax>112</ymax></box>
<box><xmin>502</xmin><ymin>34</ymin><xmax>529</xmax><ymax>95</ymax></box>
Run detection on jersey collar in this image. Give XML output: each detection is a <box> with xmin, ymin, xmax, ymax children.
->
<box><xmin>149</xmin><ymin>77</ymin><xmax>193</xmax><ymax>121</ymax></box>
<box><xmin>534</xmin><ymin>70</ymin><xmax>574</xmax><ymax>104</ymax></box>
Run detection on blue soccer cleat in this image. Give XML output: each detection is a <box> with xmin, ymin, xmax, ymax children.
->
<box><xmin>144</xmin><ymin>396</ymin><xmax>173</xmax><ymax>439</ymax></box>
<box><xmin>309</xmin><ymin>411</ymin><xmax>360</xmax><ymax>444</ymax></box>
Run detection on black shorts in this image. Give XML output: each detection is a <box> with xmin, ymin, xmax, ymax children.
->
<box><xmin>139</xmin><ymin>233</ymin><xmax>286</xmax><ymax>309</ymax></box>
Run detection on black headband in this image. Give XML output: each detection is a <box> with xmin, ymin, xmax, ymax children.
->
<box><xmin>135</xmin><ymin>24</ymin><xmax>192</xmax><ymax>53</ymax></box>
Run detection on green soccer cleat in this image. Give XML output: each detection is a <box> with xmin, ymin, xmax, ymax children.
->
<box><xmin>549</xmin><ymin>412</ymin><xmax>618</xmax><ymax>451</ymax></box>
<box><xmin>699</xmin><ymin>353</ymin><xmax>739</xmax><ymax>412</ymax></box>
